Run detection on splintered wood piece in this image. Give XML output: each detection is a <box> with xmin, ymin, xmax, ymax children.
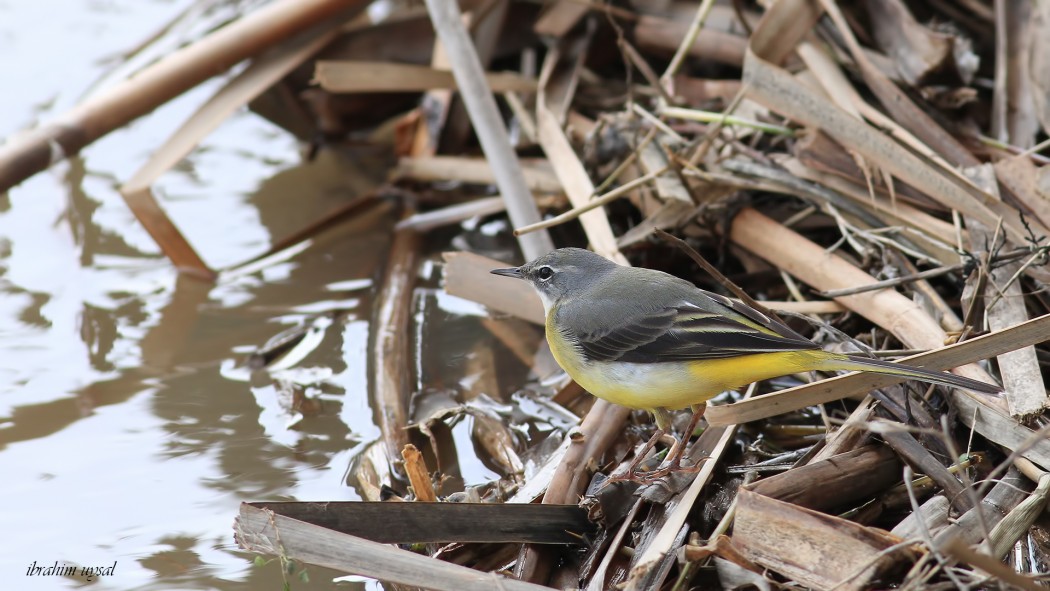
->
<box><xmin>747</xmin><ymin>445</ymin><xmax>901</xmax><ymax>512</ymax></box>
<box><xmin>402</xmin><ymin>444</ymin><xmax>437</xmax><ymax>502</ymax></box>
<box><xmin>235</xmin><ymin>505</ymin><xmax>560</xmax><ymax>591</ymax></box>
<box><xmin>734</xmin><ymin>489</ymin><xmax>911</xmax><ymax>591</ymax></box>
<box><xmin>241</xmin><ymin>501</ymin><xmax>593</xmax><ymax>544</ymax></box>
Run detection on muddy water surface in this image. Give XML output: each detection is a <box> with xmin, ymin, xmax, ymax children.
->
<box><xmin>0</xmin><ymin>2</ymin><xmax>492</xmax><ymax>588</ymax></box>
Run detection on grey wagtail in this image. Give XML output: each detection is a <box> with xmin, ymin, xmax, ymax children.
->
<box><xmin>492</xmin><ymin>247</ymin><xmax>1001</xmax><ymax>478</ymax></box>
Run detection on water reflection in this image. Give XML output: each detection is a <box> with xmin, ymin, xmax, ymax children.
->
<box><xmin>1</xmin><ymin>116</ymin><xmax>394</xmax><ymax>590</ymax></box>
<box><xmin>0</xmin><ymin>2</ymin><xmax>553</xmax><ymax>589</ymax></box>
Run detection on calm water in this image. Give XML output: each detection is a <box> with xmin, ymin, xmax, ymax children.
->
<box><xmin>0</xmin><ymin>1</ymin><xmax>512</xmax><ymax>588</ymax></box>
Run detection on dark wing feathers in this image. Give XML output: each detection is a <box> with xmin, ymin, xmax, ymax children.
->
<box><xmin>574</xmin><ymin>290</ymin><xmax>818</xmax><ymax>363</ymax></box>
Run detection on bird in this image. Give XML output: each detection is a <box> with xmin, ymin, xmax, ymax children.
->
<box><xmin>491</xmin><ymin>247</ymin><xmax>1001</xmax><ymax>479</ymax></box>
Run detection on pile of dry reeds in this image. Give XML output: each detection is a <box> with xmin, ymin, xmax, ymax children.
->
<box><xmin>5</xmin><ymin>0</ymin><xmax>1049</xmax><ymax>589</ymax></box>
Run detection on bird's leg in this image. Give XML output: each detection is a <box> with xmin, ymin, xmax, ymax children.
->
<box><xmin>607</xmin><ymin>409</ymin><xmax>674</xmax><ymax>482</ymax></box>
<box><xmin>663</xmin><ymin>404</ymin><xmax>706</xmax><ymax>470</ymax></box>
<box><xmin>629</xmin><ymin>404</ymin><xmax>707</xmax><ymax>482</ymax></box>
<box><xmin>610</xmin><ymin>428</ymin><xmax>664</xmax><ymax>481</ymax></box>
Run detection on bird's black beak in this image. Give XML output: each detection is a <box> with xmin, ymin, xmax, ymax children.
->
<box><xmin>490</xmin><ymin>266</ymin><xmax>524</xmax><ymax>279</ymax></box>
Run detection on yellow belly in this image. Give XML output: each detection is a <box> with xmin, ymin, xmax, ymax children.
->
<box><xmin>546</xmin><ymin>321</ymin><xmax>819</xmax><ymax>410</ymax></box>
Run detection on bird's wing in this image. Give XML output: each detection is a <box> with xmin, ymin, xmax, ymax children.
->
<box><xmin>574</xmin><ymin>290</ymin><xmax>818</xmax><ymax>363</ymax></box>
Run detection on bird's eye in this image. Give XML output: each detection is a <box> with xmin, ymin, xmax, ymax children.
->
<box><xmin>537</xmin><ymin>266</ymin><xmax>554</xmax><ymax>280</ymax></box>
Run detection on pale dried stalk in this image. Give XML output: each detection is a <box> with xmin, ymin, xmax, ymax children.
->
<box><xmin>424</xmin><ymin>0</ymin><xmax>553</xmax><ymax>260</ymax></box>
<box><xmin>963</xmin><ymin>166</ymin><xmax>1048</xmax><ymax>417</ymax></box>
<box><xmin>976</xmin><ymin>473</ymin><xmax>1050</xmax><ymax>559</ymax></box>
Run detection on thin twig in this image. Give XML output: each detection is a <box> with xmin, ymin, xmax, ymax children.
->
<box><xmin>661</xmin><ymin>106</ymin><xmax>795</xmax><ymax>136</ymax></box>
<box><xmin>660</xmin><ymin>0</ymin><xmax>719</xmax><ymax>87</ymax></box>
<box><xmin>514</xmin><ymin>166</ymin><xmax>667</xmax><ymax>235</ymax></box>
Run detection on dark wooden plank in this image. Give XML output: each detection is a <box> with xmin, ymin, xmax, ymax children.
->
<box><xmin>235</xmin><ymin>504</ymin><xmax>555</xmax><ymax>591</ymax></box>
<box><xmin>248</xmin><ymin>501</ymin><xmax>595</xmax><ymax>544</ymax></box>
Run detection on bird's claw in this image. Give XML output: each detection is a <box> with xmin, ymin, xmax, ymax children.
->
<box><xmin>607</xmin><ymin>459</ymin><xmax>703</xmax><ymax>484</ymax></box>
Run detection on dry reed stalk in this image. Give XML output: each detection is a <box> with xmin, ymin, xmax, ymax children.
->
<box><xmin>744</xmin><ymin>0</ymin><xmax>1037</xmax><ymax>243</ymax></box>
<box><xmin>533</xmin><ymin>0</ymin><xmax>588</xmax><ymax>38</ymax></box>
<box><xmin>0</xmin><ymin>0</ymin><xmax>369</xmax><ymax>192</ymax></box>
<box><xmin>370</xmin><ymin>214</ymin><xmax>420</xmax><ymax>472</ymax></box>
<box><xmin>963</xmin><ymin>169</ymin><xmax>1048</xmax><ymax>418</ymax></box>
<box><xmin>746</xmin><ymin>445</ymin><xmax>901</xmax><ymax>512</ymax></box>
<box><xmin>424</xmin><ymin>0</ymin><xmax>553</xmax><ymax>260</ymax></box>
<box><xmin>536</xmin><ymin>53</ymin><xmax>624</xmax><ymax>264</ymax></box>
<box><xmin>633</xmin><ymin>16</ymin><xmax>747</xmax><ymax>69</ymax></box>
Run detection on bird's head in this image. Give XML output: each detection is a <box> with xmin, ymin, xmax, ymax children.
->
<box><xmin>490</xmin><ymin>248</ymin><xmax>616</xmax><ymax>313</ymax></box>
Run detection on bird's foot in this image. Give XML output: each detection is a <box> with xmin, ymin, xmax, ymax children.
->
<box><xmin>625</xmin><ymin>459</ymin><xmax>703</xmax><ymax>483</ymax></box>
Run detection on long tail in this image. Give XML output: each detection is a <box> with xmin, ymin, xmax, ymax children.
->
<box><xmin>820</xmin><ymin>354</ymin><xmax>1002</xmax><ymax>394</ymax></box>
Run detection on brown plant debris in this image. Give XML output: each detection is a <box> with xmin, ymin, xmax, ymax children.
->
<box><xmin>21</xmin><ymin>0</ymin><xmax>1050</xmax><ymax>588</ymax></box>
